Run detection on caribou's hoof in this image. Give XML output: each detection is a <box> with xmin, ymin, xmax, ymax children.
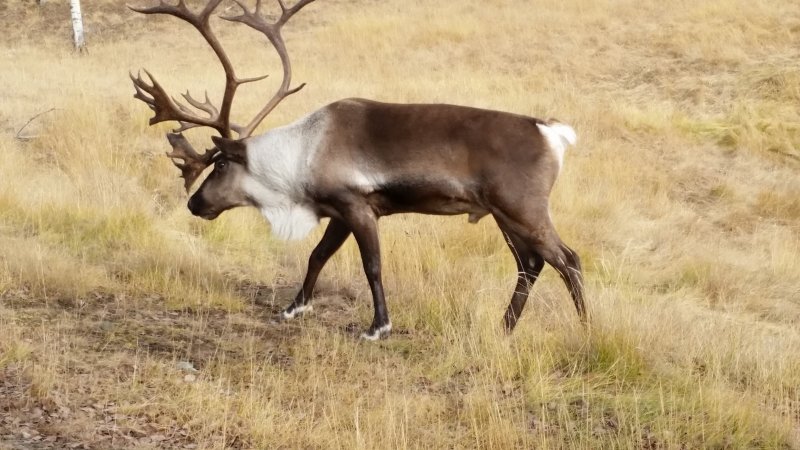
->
<box><xmin>360</xmin><ymin>323</ymin><xmax>392</xmax><ymax>341</ymax></box>
<box><xmin>280</xmin><ymin>304</ymin><xmax>313</xmax><ymax>321</ymax></box>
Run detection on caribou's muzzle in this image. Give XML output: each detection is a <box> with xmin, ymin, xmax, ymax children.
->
<box><xmin>187</xmin><ymin>195</ymin><xmax>219</xmax><ymax>220</ymax></box>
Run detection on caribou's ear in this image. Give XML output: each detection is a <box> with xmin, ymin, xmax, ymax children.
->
<box><xmin>211</xmin><ymin>136</ymin><xmax>248</xmax><ymax>163</ymax></box>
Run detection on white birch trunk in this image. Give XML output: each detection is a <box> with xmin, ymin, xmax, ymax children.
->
<box><xmin>70</xmin><ymin>0</ymin><xmax>85</xmax><ymax>51</ymax></box>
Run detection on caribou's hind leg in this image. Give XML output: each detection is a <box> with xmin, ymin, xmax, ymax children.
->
<box><xmin>498</xmin><ymin>228</ymin><xmax>545</xmax><ymax>332</ymax></box>
<box><xmin>494</xmin><ymin>209</ymin><xmax>588</xmax><ymax>328</ymax></box>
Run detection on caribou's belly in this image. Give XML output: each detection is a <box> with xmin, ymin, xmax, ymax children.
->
<box><xmin>367</xmin><ymin>176</ymin><xmax>487</xmax><ymax>219</ymax></box>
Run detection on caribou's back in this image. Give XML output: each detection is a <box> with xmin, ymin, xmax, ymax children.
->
<box><xmin>308</xmin><ymin>99</ymin><xmax>562</xmax><ymax>217</ymax></box>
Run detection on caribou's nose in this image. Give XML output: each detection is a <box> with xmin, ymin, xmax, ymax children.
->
<box><xmin>187</xmin><ymin>195</ymin><xmax>202</xmax><ymax>215</ymax></box>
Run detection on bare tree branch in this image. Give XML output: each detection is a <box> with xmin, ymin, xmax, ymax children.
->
<box><xmin>15</xmin><ymin>108</ymin><xmax>59</xmax><ymax>141</ymax></box>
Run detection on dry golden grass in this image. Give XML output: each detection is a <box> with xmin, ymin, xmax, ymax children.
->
<box><xmin>1</xmin><ymin>0</ymin><xmax>799</xmax><ymax>448</ymax></box>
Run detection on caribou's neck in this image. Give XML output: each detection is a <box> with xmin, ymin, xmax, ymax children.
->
<box><xmin>241</xmin><ymin>110</ymin><xmax>328</xmax><ymax>240</ymax></box>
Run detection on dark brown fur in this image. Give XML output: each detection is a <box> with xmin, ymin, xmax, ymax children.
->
<box><xmin>276</xmin><ymin>99</ymin><xmax>587</xmax><ymax>338</ymax></box>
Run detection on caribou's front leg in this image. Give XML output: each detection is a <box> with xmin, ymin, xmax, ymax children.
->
<box><xmin>281</xmin><ymin>219</ymin><xmax>351</xmax><ymax>320</ymax></box>
<box><xmin>340</xmin><ymin>205</ymin><xmax>391</xmax><ymax>340</ymax></box>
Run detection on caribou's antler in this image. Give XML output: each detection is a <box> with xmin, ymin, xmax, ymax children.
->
<box><xmin>164</xmin><ymin>133</ymin><xmax>217</xmax><ymax>192</ymax></box>
<box><xmin>129</xmin><ymin>0</ymin><xmax>315</xmax><ymax>191</ymax></box>
<box><xmin>129</xmin><ymin>0</ymin><xmax>243</xmax><ymax>138</ymax></box>
<box><xmin>222</xmin><ymin>0</ymin><xmax>315</xmax><ymax>137</ymax></box>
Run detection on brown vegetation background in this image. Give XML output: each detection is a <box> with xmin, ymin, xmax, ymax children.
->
<box><xmin>1</xmin><ymin>0</ymin><xmax>799</xmax><ymax>448</ymax></box>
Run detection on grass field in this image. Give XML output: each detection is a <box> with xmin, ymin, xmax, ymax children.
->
<box><xmin>1</xmin><ymin>0</ymin><xmax>799</xmax><ymax>448</ymax></box>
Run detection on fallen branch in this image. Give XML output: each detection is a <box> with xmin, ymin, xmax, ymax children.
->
<box><xmin>14</xmin><ymin>108</ymin><xmax>59</xmax><ymax>141</ymax></box>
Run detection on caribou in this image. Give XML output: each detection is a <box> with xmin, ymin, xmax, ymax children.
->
<box><xmin>129</xmin><ymin>0</ymin><xmax>587</xmax><ymax>340</ymax></box>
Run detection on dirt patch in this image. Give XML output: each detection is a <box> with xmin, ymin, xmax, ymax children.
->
<box><xmin>0</xmin><ymin>363</ymin><xmax>193</xmax><ymax>448</ymax></box>
<box><xmin>0</xmin><ymin>281</ymin><xmax>364</xmax><ymax>449</ymax></box>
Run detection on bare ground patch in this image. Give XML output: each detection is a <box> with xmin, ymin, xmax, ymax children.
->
<box><xmin>0</xmin><ymin>281</ymin><xmax>370</xmax><ymax>449</ymax></box>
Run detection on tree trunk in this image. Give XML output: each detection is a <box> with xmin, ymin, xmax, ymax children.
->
<box><xmin>70</xmin><ymin>0</ymin><xmax>85</xmax><ymax>51</ymax></box>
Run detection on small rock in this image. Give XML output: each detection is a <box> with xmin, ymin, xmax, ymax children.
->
<box><xmin>21</xmin><ymin>430</ymin><xmax>32</xmax><ymax>439</ymax></box>
<box><xmin>176</xmin><ymin>362</ymin><xmax>198</xmax><ymax>373</ymax></box>
<box><xmin>183</xmin><ymin>374</ymin><xmax>196</xmax><ymax>383</ymax></box>
<box><xmin>603</xmin><ymin>415</ymin><xmax>619</xmax><ymax>431</ymax></box>
<box><xmin>129</xmin><ymin>427</ymin><xmax>148</xmax><ymax>438</ymax></box>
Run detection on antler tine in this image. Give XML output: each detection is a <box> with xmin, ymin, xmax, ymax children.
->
<box><xmin>238</xmin><ymin>73</ymin><xmax>270</xmax><ymax>84</ymax></box>
<box><xmin>127</xmin><ymin>0</ymin><xmax>194</xmax><ymax>22</ymax></box>
<box><xmin>127</xmin><ymin>0</ymin><xmax>226</xmax><ymax>24</ymax></box>
<box><xmin>130</xmin><ymin>72</ymin><xmax>156</xmax><ymax>111</ymax></box>
<box><xmin>198</xmin><ymin>0</ymin><xmax>226</xmax><ymax>22</ymax></box>
<box><xmin>173</xmin><ymin>96</ymin><xmax>195</xmax><ymax>115</ymax></box>
<box><xmin>174</xmin><ymin>122</ymin><xmax>203</xmax><ymax>133</ymax></box>
<box><xmin>171</xmin><ymin>98</ymin><xmax>234</xmax><ymax>134</ymax></box>
<box><xmin>275</xmin><ymin>0</ymin><xmax>315</xmax><ymax>26</ymax></box>
<box><xmin>181</xmin><ymin>91</ymin><xmax>219</xmax><ymax>118</ymax></box>
<box><xmin>221</xmin><ymin>0</ymin><xmax>317</xmax><ymax>137</ymax></box>
<box><xmin>131</xmin><ymin>70</ymin><xmax>222</xmax><ymax>131</ymax></box>
<box><xmin>221</xmin><ymin>0</ymin><xmax>260</xmax><ymax>29</ymax></box>
<box><xmin>164</xmin><ymin>133</ymin><xmax>217</xmax><ymax>192</ymax></box>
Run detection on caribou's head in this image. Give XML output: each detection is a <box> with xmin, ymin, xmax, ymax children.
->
<box><xmin>185</xmin><ymin>136</ymin><xmax>251</xmax><ymax>220</ymax></box>
<box><xmin>129</xmin><ymin>0</ymin><xmax>314</xmax><ymax>219</ymax></box>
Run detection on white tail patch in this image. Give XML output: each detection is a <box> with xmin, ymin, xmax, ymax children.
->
<box><xmin>536</xmin><ymin>121</ymin><xmax>577</xmax><ymax>169</ymax></box>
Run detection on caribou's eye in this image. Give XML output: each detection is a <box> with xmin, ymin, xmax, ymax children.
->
<box><xmin>216</xmin><ymin>160</ymin><xmax>228</xmax><ymax>170</ymax></box>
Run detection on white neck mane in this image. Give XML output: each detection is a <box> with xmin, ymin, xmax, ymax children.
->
<box><xmin>241</xmin><ymin>110</ymin><xmax>327</xmax><ymax>240</ymax></box>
